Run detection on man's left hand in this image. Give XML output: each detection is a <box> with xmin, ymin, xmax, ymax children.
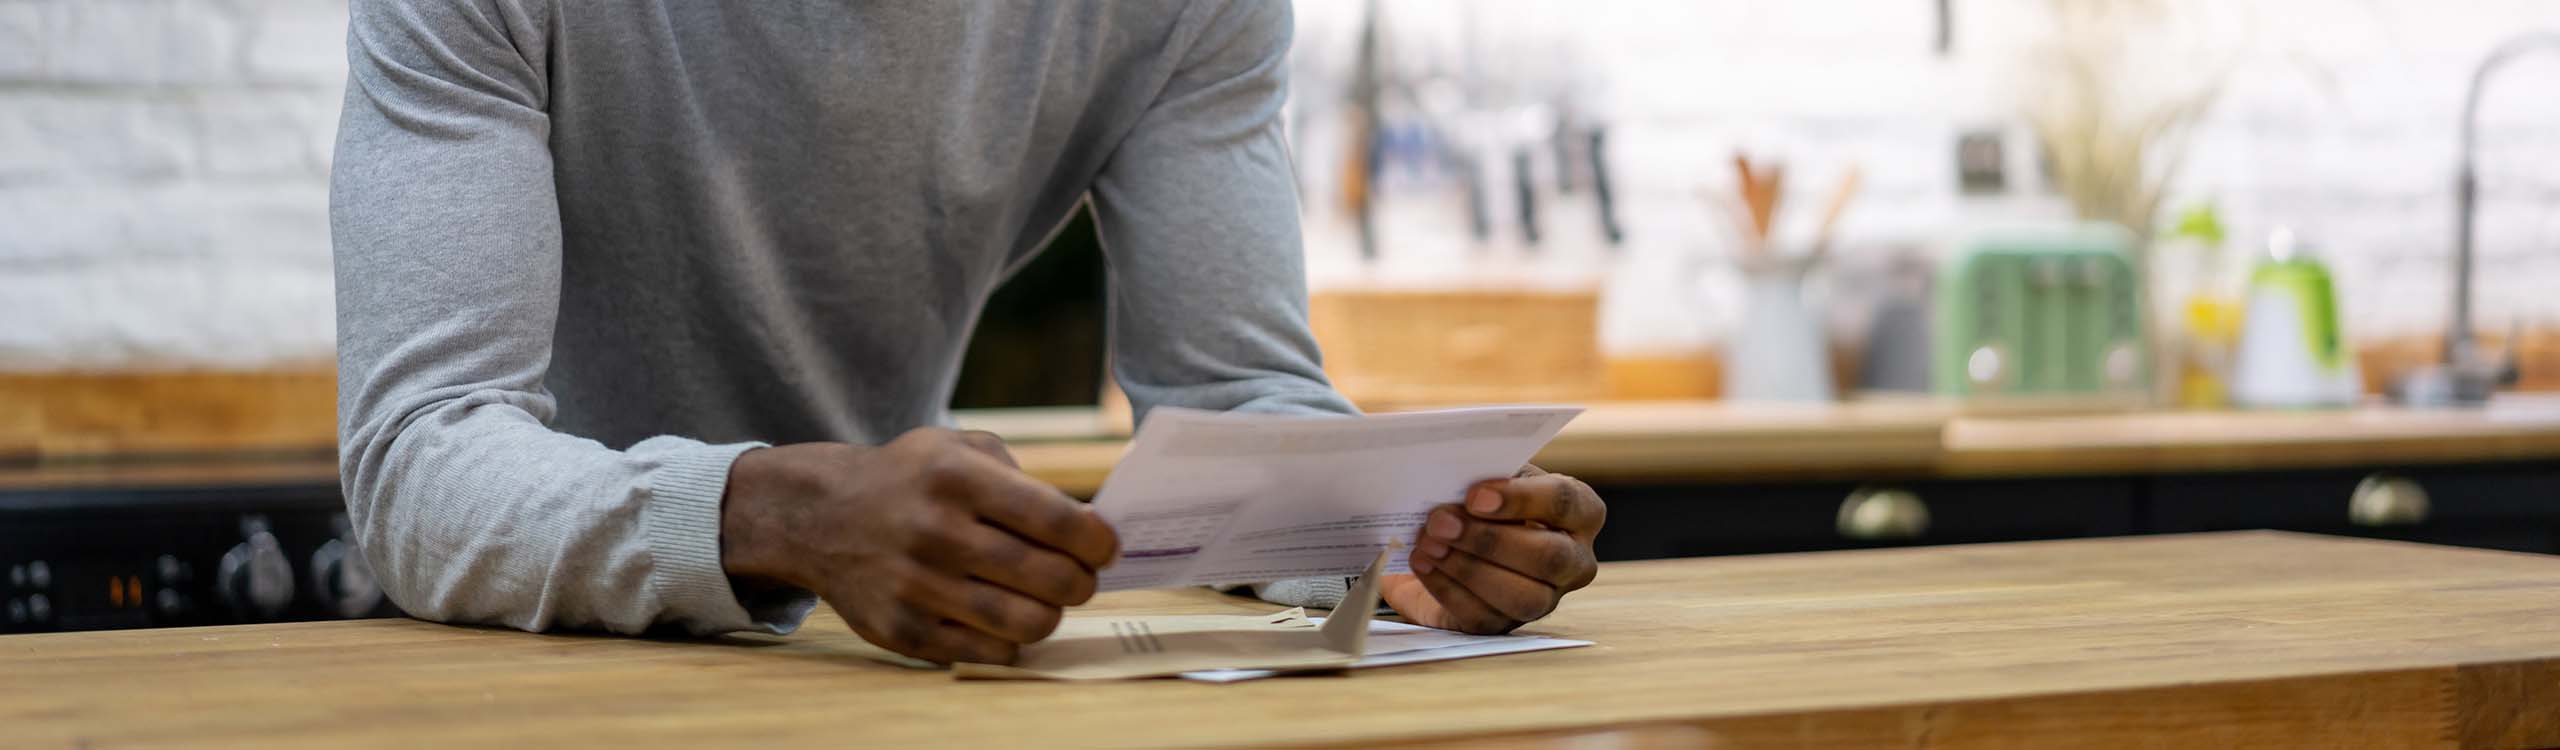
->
<box><xmin>1380</xmin><ymin>465</ymin><xmax>1605</xmax><ymax>634</ymax></box>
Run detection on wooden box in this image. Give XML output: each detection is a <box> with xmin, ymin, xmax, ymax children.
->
<box><xmin>1307</xmin><ymin>287</ymin><xmax>1605</xmax><ymax>409</ymax></box>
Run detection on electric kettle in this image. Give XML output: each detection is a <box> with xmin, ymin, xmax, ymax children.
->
<box><xmin>2231</xmin><ymin>229</ymin><xmax>2362</xmax><ymax>408</ymax></box>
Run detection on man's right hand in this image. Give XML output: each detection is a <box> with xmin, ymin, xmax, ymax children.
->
<box><xmin>717</xmin><ymin>428</ymin><xmax>1119</xmax><ymax>665</ymax></box>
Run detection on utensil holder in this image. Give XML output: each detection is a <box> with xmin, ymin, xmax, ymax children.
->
<box><xmin>1725</xmin><ymin>259</ymin><xmax>1835</xmax><ymax>403</ymax></box>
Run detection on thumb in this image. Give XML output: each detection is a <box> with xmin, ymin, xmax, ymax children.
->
<box><xmin>1378</xmin><ymin>574</ymin><xmax>1453</xmax><ymax>629</ymax></box>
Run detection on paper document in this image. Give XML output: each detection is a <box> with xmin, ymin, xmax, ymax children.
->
<box><xmin>1178</xmin><ymin>620</ymin><xmax>1593</xmax><ymax>683</ymax></box>
<box><xmin>1090</xmin><ymin>405</ymin><xmax>1582</xmax><ymax>592</ymax></box>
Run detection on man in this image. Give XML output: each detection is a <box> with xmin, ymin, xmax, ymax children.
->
<box><xmin>332</xmin><ymin>0</ymin><xmax>1605</xmax><ymax>666</ymax></box>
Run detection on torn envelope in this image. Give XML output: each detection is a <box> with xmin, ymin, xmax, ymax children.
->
<box><xmin>955</xmin><ymin>553</ymin><xmax>1389</xmax><ymax>681</ymax></box>
<box><xmin>1176</xmin><ymin>621</ymin><xmax>1593</xmax><ymax>683</ymax></box>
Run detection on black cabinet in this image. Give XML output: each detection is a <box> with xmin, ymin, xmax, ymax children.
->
<box><xmin>2142</xmin><ymin>462</ymin><xmax>2560</xmax><ymax>554</ymax></box>
<box><xmin>1594</xmin><ymin>478</ymin><xmax>2138</xmax><ymax>562</ymax></box>
<box><xmin>1590</xmin><ymin>460</ymin><xmax>2560</xmax><ymax>563</ymax></box>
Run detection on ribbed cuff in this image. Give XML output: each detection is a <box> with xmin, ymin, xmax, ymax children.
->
<box><xmin>640</xmin><ymin>441</ymin><xmax>817</xmax><ymax>636</ymax></box>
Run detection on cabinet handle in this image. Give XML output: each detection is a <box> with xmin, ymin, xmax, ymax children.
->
<box><xmin>1838</xmin><ymin>486</ymin><xmax>1931</xmax><ymax>540</ymax></box>
<box><xmin>2348</xmin><ymin>474</ymin><xmax>2431</xmax><ymax>527</ymax></box>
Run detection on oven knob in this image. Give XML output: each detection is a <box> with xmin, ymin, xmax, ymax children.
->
<box><xmin>156</xmin><ymin>554</ymin><xmax>194</xmax><ymax>585</ymax></box>
<box><xmin>151</xmin><ymin>554</ymin><xmax>198</xmax><ymax>621</ymax></box>
<box><xmin>8</xmin><ymin>594</ymin><xmax>52</xmax><ymax>627</ymax></box>
<box><xmin>308</xmin><ymin>539</ymin><xmax>381</xmax><ymax>619</ymax></box>
<box><xmin>156</xmin><ymin>587</ymin><xmax>191</xmax><ymax>619</ymax></box>
<box><xmin>217</xmin><ymin>527</ymin><xmax>296</xmax><ymax>621</ymax></box>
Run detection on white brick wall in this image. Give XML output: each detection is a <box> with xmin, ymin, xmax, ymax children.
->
<box><xmin>0</xmin><ymin>0</ymin><xmax>345</xmax><ymax>370</ymax></box>
<box><xmin>1</xmin><ymin>1</ymin><xmax>2553</xmax><ymax>369</ymax></box>
<box><xmin>0</xmin><ymin>4</ymin><xmax>47</xmax><ymax>78</ymax></box>
<box><xmin>1300</xmin><ymin>0</ymin><xmax>2560</xmax><ymax>353</ymax></box>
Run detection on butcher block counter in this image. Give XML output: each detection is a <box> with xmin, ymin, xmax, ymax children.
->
<box><xmin>5</xmin><ymin>532</ymin><xmax>2557</xmax><ymax>748</ymax></box>
<box><xmin>937</xmin><ymin>401</ymin><xmax>2560</xmax><ymax>559</ymax></box>
<box><xmin>9</xmin><ymin>399</ymin><xmax>2560</xmax><ymax>571</ymax></box>
<box><xmin>8</xmin><ymin>400</ymin><xmax>2559</xmax><ymax>495</ymax></box>
<box><xmin>963</xmin><ymin>400</ymin><xmax>2560</xmax><ymax>495</ymax></box>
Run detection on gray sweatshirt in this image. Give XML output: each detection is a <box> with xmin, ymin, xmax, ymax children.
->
<box><xmin>331</xmin><ymin>0</ymin><xmax>1356</xmax><ymax>636</ymax></box>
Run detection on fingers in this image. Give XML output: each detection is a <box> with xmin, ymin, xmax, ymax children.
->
<box><xmin>916</xmin><ymin>518</ymin><xmax>1098</xmax><ymax>607</ymax></box>
<box><xmin>1411</xmin><ymin>563</ymin><xmax>1522</xmax><ymax>635</ymax></box>
<box><xmin>1465</xmin><ymin>472</ymin><xmax>1607</xmax><ymax>538</ymax></box>
<box><xmin>848</xmin><ymin>604</ymin><xmax>1021</xmax><ymax>666</ymax></box>
<box><xmin>957</xmin><ymin>430</ymin><xmax>1020</xmax><ymax>469</ymax></box>
<box><xmin>895</xmin><ymin>565</ymin><xmax>1065</xmax><ymax>646</ymax></box>
<box><xmin>1421</xmin><ymin>505</ymin><xmax>1598</xmax><ymax>590</ymax></box>
<box><xmin>932</xmin><ymin>447</ymin><xmax>1120</xmax><ymax>569</ymax></box>
<box><xmin>1417</xmin><ymin>546</ymin><xmax>1560</xmax><ymax>623</ymax></box>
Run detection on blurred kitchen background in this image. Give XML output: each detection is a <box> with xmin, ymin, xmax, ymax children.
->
<box><xmin>5</xmin><ymin>0</ymin><xmax>2559</xmax><ymax>407</ymax></box>
<box><xmin>5</xmin><ymin>1</ymin><xmax>2560</xmax><ymax>634</ymax></box>
<box><xmin>1277</xmin><ymin>0</ymin><xmax>2560</xmax><ymax>408</ymax></box>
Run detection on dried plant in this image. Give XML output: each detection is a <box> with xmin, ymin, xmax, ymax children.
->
<box><xmin>2021</xmin><ymin>0</ymin><xmax>2234</xmax><ymax>257</ymax></box>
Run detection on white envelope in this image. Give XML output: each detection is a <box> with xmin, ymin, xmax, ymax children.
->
<box><xmin>955</xmin><ymin>553</ymin><xmax>1389</xmax><ymax>681</ymax></box>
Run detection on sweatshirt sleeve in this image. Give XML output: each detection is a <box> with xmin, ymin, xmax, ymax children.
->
<box><xmin>330</xmin><ymin>0</ymin><xmax>814</xmax><ymax>636</ymax></box>
<box><xmin>1085</xmin><ymin>1</ymin><xmax>1367</xmax><ymax>610</ymax></box>
<box><xmin>1087</xmin><ymin>0</ymin><xmax>1357</xmax><ymax>427</ymax></box>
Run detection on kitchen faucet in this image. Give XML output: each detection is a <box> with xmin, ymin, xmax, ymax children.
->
<box><xmin>2395</xmin><ymin>32</ymin><xmax>2560</xmax><ymax>406</ymax></box>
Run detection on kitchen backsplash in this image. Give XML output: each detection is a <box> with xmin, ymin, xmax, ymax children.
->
<box><xmin>1291</xmin><ymin>0</ymin><xmax>2560</xmax><ymax>355</ymax></box>
<box><xmin>1</xmin><ymin>0</ymin><xmax>344</xmax><ymax>369</ymax></box>
<box><xmin>0</xmin><ymin>0</ymin><xmax>2553</xmax><ymax>369</ymax></box>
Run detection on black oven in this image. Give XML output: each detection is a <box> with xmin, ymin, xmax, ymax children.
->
<box><xmin>2</xmin><ymin>478</ymin><xmax>397</xmax><ymax>633</ymax></box>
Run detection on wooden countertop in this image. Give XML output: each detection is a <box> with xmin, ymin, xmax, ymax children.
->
<box><xmin>981</xmin><ymin>399</ymin><xmax>2560</xmax><ymax>495</ymax></box>
<box><xmin>983</xmin><ymin>400</ymin><xmax>1954</xmax><ymax>496</ymax></box>
<box><xmin>0</xmin><ymin>454</ymin><xmax>339</xmax><ymax>493</ymax></box>
<box><xmin>6</xmin><ymin>532</ymin><xmax>2556</xmax><ymax>748</ymax></box>
<box><xmin>1940</xmin><ymin>404</ymin><xmax>2560</xmax><ymax>477</ymax></box>
<box><xmin>7</xmin><ymin>399</ymin><xmax>2559</xmax><ymax>495</ymax></box>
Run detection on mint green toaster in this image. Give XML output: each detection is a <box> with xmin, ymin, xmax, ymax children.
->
<box><xmin>1932</xmin><ymin>224</ymin><xmax>2148</xmax><ymax>396</ymax></box>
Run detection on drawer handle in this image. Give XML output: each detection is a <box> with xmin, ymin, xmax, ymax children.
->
<box><xmin>1839</xmin><ymin>487</ymin><xmax>1931</xmax><ymax>540</ymax></box>
<box><xmin>2349</xmin><ymin>474</ymin><xmax>2431</xmax><ymax>527</ymax></box>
